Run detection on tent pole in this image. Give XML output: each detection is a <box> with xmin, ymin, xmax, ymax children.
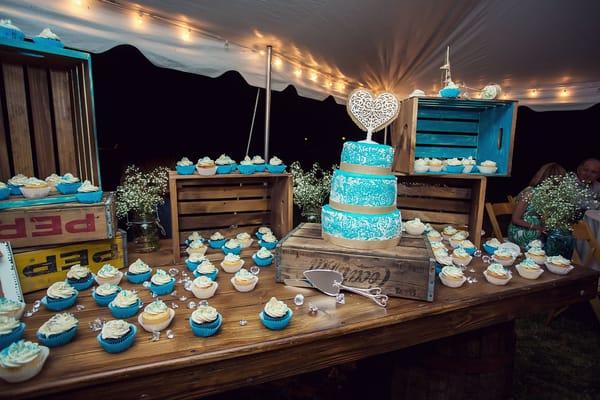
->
<box><xmin>264</xmin><ymin>45</ymin><xmax>272</xmax><ymax>162</ymax></box>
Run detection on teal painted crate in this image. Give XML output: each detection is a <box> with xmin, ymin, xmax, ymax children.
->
<box><xmin>391</xmin><ymin>97</ymin><xmax>518</xmax><ymax>176</ymax></box>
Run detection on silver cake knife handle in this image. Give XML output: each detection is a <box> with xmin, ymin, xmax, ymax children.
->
<box><xmin>334</xmin><ymin>281</ymin><xmax>388</xmax><ymax>307</ymax></box>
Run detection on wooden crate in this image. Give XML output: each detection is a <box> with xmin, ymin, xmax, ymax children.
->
<box><xmin>0</xmin><ymin>38</ymin><xmax>100</xmax><ymax>185</ymax></box>
<box><xmin>397</xmin><ymin>175</ymin><xmax>486</xmax><ymax>248</ymax></box>
<box><xmin>13</xmin><ymin>230</ymin><xmax>127</xmax><ymax>294</ymax></box>
<box><xmin>276</xmin><ymin>223</ymin><xmax>436</xmax><ymax>301</ymax></box>
<box><xmin>169</xmin><ymin>171</ymin><xmax>293</xmax><ymax>261</ymax></box>
<box><xmin>391</xmin><ymin>97</ymin><xmax>517</xmax><ymax>176</ymax></box>
<box><xmin>0</xmin><ymin>192</ymin><xmax>116</xmax><ymax>249</ymax></box>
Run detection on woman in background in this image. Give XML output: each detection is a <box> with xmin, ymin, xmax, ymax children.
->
<box><xmin>508</xmin><ymin>163</ymin><xmax>567</xmax><ymax>247</ymax></box>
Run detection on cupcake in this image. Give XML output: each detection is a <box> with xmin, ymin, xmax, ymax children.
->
<box><xmin>20</xmin><ymin>178</ymin><xmax>50</xmax><ymax>199</ymax></box>
<box><xmin>44</xmin><ymin>174</ymin><xmax>61</xmax><ymax>193</ymax></box>
<box><xmin>266</xmin><ymin>156</ymin><xmax>287</xmax><ymax>173</ymax></box>
<box><xmin>186</xmin><ymin>239</ymin><xmax>208</xmax><ymax>257</ymax></box>
<box><xmin>42</xmin><ymin>282</ymin><xmax>78</xmax><ymax>311</ymax></box>
<box><xmin>439</xmin><ymin>266</ymin><xmax>466</xmax><ymax>288</ymax></box>
<box><xmin>126</xmin><ymin>258</ymin><xmax>152</xmax><ymax>284</ymax></box>
<box><xmin>196</xmin><ymin>157</ymin><xmax>217</xmax><ymax>176</ymax></box>
<box><xmin>259</xmin><ymin>297</ymin><xmax>292</xmax><ymax>330</ymax></box>
<box><xmin>189</xmin><ymin>304</ymin><xmax>222</xmax><ymax>337</ymax></box>
<box><xmin>56</xmin><ymin>173</ymin><xmax>81</xmax><ymax>194</ymax></box>
<box><xmin>404</xmin><ymin>218</ymin><xmax>426</xmax><ymax>235</ymax></box>
<box><xmin>66</xmin><ymin>264</ymin><xmax>94</xmax><ymax>291</ymax></box>
<box><xmin>0</xmin><ymin>316</ymin><xmax>25</xmax><ymax>350</ymax></box>
<box><xmin>95</xmin><ymin>264</ymin><xmax>123</xmax><ymax>286</ymax></box>
<box><xmin>185</xmin><ymin>231</ymin><xmax>204</xmax><ymax>246</ymax></box>
<box><xmin>222</xmin><ymin>239</ymin><xmax>242</xmax><ymax>255</ymax></box>
<box><xmin>252</xmin><ymin>247</ymin><xmax>273</xmax><ymax>267</ymax></box>
<box><xmin>193</xmin><ymin>260</ymin><xmax>219</xmax><ymax>281</ymax></box>
<box><xmin>208</xmin><ymin>232</ymin><xmax>226</xmax><ymax>249</ymax></box>
<box><xmin>252</xmin><ymin>155</ymin><xmax>266</xmax><ymax>172</ymax></box>
<box><xmin>221</xmin><ymin>253</ymin><xmax>244</xmax><ymax>273</ymax></box>
<box><xmin>0</xmin><ymin>182</ymin><xmax>9</xmax><ymax>200</ymax></box>
<box><xmin>516</xmin><ymin>258</ymin><xmax>544</xmax><ymax>280</ymax></box>
<box><xmin>444</xmin><ymin>158</ymin><xmax>463</xmax><ymax>173</ymax></box>
<box><xmin>149</xmin><ymin>269</ymin><xmax>176</xmax><ymax>296</ymax></box>
<box><xmin>138</xmin><ymin>300</ymin><xmax>175</xmax><ymax>333</ymax></box>
<box><xmin>430</xmin><ymin>241</ymin><xmax>447</xmax><ymax>252</ymax></box>
<box><xmin>428</xmin><ymin>158</ymin><xmax>443</xmax><ymax>172</ymax></box>
<box><xmin>479</xmin><ymin>160</ymin><xmax>497</xmax><ymax>174</ymax></box>
<box><xmin>545</xmin><ymin>255</ymin><xmax>574</xmax><ymax>275</ymax></box>
<box><xmin>451</xmin><ymin>247</ymin><xmax>472</xmax><ymax>266</ymax></box>
<box><xmin>185</xmin><ymin>253</ymin><xmax>207</xmax><ymax>272</ymax></box>
<box><xmin>7</xmin><ymin>174</ymin><xmax>27</xmax><ymax>195</ymax></box>
<box><xmin>483</xmin><ymin>238</ymin><xmax>502</xmax><ymax>254</ymax></box>
<box><xmin>259</xmin><ymin>232</ymin><xmax>278</xmax><ymax>250</ymax></box>
<box><xmin>525</xmin><ymin>247</ymin><xmax>546</xmax><ymax>265</ymax></box>
<box><xmin>413</xmin><ymin>158</ymin><xmax>429</xmax><ymax>173</ymax></box>
<box><xmin>442</xmin><ymin>226</ymin><xmax>457</xmax><ymax>240</ymax></box>
<box><xmin>33</xmin><ymin>28</ymin><xmax>64</xmax><ymax>48</ymax></box>
<box><xmin>238</xmin><ymin>156</ymin><xmax>255</xmax><ymax>175</ymax></box>
<box><xmin>484</xmin><ymin>263</ymin><xmax>512</xmax><ymax>285</ymax></box>
<box><xmin>97</xmin><ymin>320</ymin><xmax>137</xmax><ymax>353</ymax></box>
<box><xmin>457</xmin><ymin>240</ymin><xmax>476</xmax><ymax>255</ymax></box>
<box><xmin>462</xmin><ymin>157</ymin><xmax>476</xmax><ymax>173</ymax></box>
<box><xmin>108</xmin><ymin>290</ymin><xmax>140</xmax><ymax>318</ymax></box>
<box><xmin>176</xmin><ymin>157</ymin><xmax>195</xmax><ymax>175</ymax></box>
<box><xmin>256</xmin><ymin>226</ymin><xmax>272</xmax><ymax>240</ymax></box>
<box><xmin>76</xmin><ymin>180</ymin><xmax>103</xmax><ymax>203</ymax></box>
<box><xmin>236</xmin><ymin>232</ymin><xmax>253</xmax><ymax>249</ymax></box>
<box><xmin>36</xmin><ymin>313</ymin><xmax>78</xmax><ymax>347</ymax></box>
<box><xmin>492</xmin><ymin>249</ymin><xmax>515</xmax><ymax>267</ymax></box>
<box><xmin>449</xmin><ymin>231</ymin><xmax>469</xmax><ymax>248</ymax></box>
<box><xmin>0</xmin><ymin>298</ymin><xmax>25</xmax><ymax>320</ymax></box>
<box><xmin>427</xmin><ymin>230</ymin><xmax>442</xmax><ymax>243</ymax></box>
<box><xmin>527</xmin><ymin>239</ymin><xmax>543</xmax><ymax>250</ymax></box>
<box><xmin>191</xmin><ymin>276</ymin><xmax>218</xmax><ymax>299</ymax></box>
<box><xmin>434</xmin><ymin>252</ymin><xmax>454</xmax><ymax>275</ymax></box>
<box><xmin>92</xmin><ymin>283</ymin><xmax>121</xmax><ymax>307</ymax></box>
<box><xmin>215</xmin><ymin>154</ymin><xmax>236</xmax><ymax>174</ymax></box>
<box><xmin>0</xmin><ymin>340</ymin><xmax>49</xmax><ymax>383</ymax></box>
<box><xmin>230</xmin><ymin>268</ymin><xmax>258</xmax><ymax>292</ymax></box>
<box><xmin>0</xmin><ymin>19</ymin><xmax>25</xmax><ymax>41</ymax></box>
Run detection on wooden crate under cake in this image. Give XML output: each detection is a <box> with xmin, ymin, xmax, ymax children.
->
<box><xmin>169</xmin><ymin>171</ymin><xmax>293</xmax><ymax>261</ymax></box>
<box><xmin>276</xmin><ymin>223</ymin><xmax>436</xmax><ymax>301</ymax></box>
<box><xmin>397</xmin><ymin>175</ymin><xmax>486</xmax><ymax>248</ymax></box>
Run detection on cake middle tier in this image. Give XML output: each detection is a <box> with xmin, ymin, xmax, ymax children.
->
<box><xmin>322</xmin><ymin>204</ymin><xmax>401</xmax><ymax>242</ymax></box>
<box><xmin>330</xmin><ymin>169</ymin><xmax>397</xmax><ymax>212</ymax></box>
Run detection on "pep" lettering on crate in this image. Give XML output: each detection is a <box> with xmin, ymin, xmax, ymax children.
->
<box><xmin>0</xmin><ymin>213</ymin><xmax>96</xmax><ymax>239</ymax></box>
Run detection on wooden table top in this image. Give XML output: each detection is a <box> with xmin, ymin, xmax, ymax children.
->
<box><xmin>1</xmin><ymin>239</ymin><xmax>598</xmax><ymax>399</ymax></box>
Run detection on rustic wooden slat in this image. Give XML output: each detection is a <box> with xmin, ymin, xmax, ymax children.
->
<box><xmin>416</xmin><ymin>133</ymin><xmax>477</xmax><ymax>147</ymax></box>
<box><xmin>27</xmin><ymin>67</ymin><xmax>56</xmax><ymax>178</ymax></box>
<box><xmin>50</xmin><ymin>69</ymin><xmax>77</xmax><ymax>175</ymax></box>
<box><xmin>169</xmin><ymin>174</ymin><xmax>180</xmax><ymax>262</ymax></box>
<box><xmin>0</xmin><ymin>91</ymin><xmax>12</xmax><ymax>180</ymax></box>
<box><xmin>178</xmin><ymin>211</ymin><xmax>271</xmax><ymax>230</ymax></box>
<box><xmin>2</xmin><ymin>63</ymin><xmax>34</xmax><ymax>176</ymax></box>
<box><xmin>269</xmin><ymin>176</ymin><xmax>293</xmax><ymax>238</ymax></box>
<box><xmin>177</xmin><ymin>185</ymin><xmax>269</xmax><ymax>200</ymax></box>
<box><xmin>414</xmin><ymin>146</ymin><xmax>478</xmax><ymax>160</ymax></box>
<box><xmin>417</xmin><ymin>108</ymin><xmax>480</xmax><ymax>121</ymax></box>
<box><xmin>398</xmin><ymin>196</ymin><xmax>471</xmax><ymax>213</ymax></box>
<box><xmin>69</xmin><ymin>68</ymin><xmax>86</xmax><ymax>182</ymax></box>
<box><xmin>397</xmin><ymin>183</ymin><xmax>472</xmax><ymax>200</ymax></box>
<box><xmin>178</xmin><ymin>199</ymin><xmax>270</xmax><ymax>215</ymax></box>
<box><xmin>401</xmin><ymin>209</ymin><xmax>469</xmax><ymax>226</ymax></box>
<box><xmin>416</xmin><ymin>119</ymin><xmax>479</xmax><ymax>134</ymax></box>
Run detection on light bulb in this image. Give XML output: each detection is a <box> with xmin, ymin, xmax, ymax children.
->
<box><xmin>293</xmin><ymin>68</ymin><xmax>302</xmax><ymax>78</ymax></box>
<box><xmin>134</xmin><ymin>12</ymin><xmax>143</xmax><ymax>27</ymax></box>
<box><xmin>309</xmin><ymin>72</ymin><xmax>318</xmax><ymax>82</ymax></box>
<box><xmin>529</xmin><ymin>89</ymin><xmax>538</xmax><ymax>97</ymax></box>
<box><xmin>273</xmin><ymin>57</ymin><xmax>283</xmax><ymax>69</ymax></box>
<box><xmin>560</xmin><ymin>88</ymin><xmax>569</xmax><ymax>97</ymax></box>
<box><xmin>181</xmin><ymin>29</ymin><xmax>191</xmax><ymax>42</ymax></box>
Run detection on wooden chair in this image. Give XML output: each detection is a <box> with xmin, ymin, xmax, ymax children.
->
<box><xmin>485</xmin><ymin>201</ymin><xmax>515</xmax><ymax>240</ymax></box>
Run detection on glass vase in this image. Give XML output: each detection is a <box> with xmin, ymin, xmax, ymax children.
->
<box><xmin>545</xmin><ymin>229</ymin><xmax>575</xmax><ymax>259</ymax></box>
<box><xmin>301</xmin><ymin>206</ymin><xmax>321</xmax><ymax>223</ymax></box>
<box><xmin>129</xmin><ymin>212</ymin><xmax>160</xmax><ymax>253</ymax></box>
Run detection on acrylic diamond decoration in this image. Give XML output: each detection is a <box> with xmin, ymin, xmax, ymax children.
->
<box><xmin>171</xmin><ymin>302</ymin><xmax>179</xmax><ymax>309</ymax></box>
<box><xmin>170</xmin><ymin>290</ymin><xmax>178</xmax><ymax>297</ymax></box>
<box><xmin>308</xmin><ymin>303</ymin><xmax>319</xmax><ymax>315</ymax></box>
<box><xmin>250</xmin><ymin>266</ymin><xmax>260</xmax><ymax>275</ymax></box>
<box><xmin>184</xmin><ymin>280</ymin><xmax>193</xmax><ymax>291</ymax></box>
<box><xmin>143</xmin><ymin>281</ymin><xmax>151</xmax><ymax>288</ymax></box>
<box><xmin>166</xmin><ymin>329</ymin><xmax>175</xmax><ymax>339</ymax></box>
<box><xmin>76</xmin><ymin>304</ymin><xmax>86</xmax><ymax>311</ymax></box>
<box><xmin>187</xmin><ymin>301</ymin><xmax>197</xmax><ymax>309</ymax></box>
<box><xmin>336</xmin><ymin>293</ymin><xmax>345</xmax><ymax>304</ymax></box>
<box><xmin>151</xmin><ymin>331</ymin><xmax>160</xmax><ymax>341</ymax></box>
<box><xmin>294</xmin><ymin>294</ymin><xmax>304</xmax><ymax>306</ymax></box>
<box><xmin>168</xmin><ymin>268</ymin><xmax>179</xmax><ymax>277</ymax></box>
<box><xmin>89</xmin><ymin>318</ymin><xmax>104</xmax><ymax>332</ymax></box>
<box><xmin>33</xmin><ymin>300</ymin><xmax>41</xmax><ymax>308</ymax></box>
<box><xmin>179</xmin><ymin>296</ymin><xmax>188</xmax><ymax>302</ymax></box>
<box><xmin>198</xmin><ymin>300</ymin><xmax>208</xmax><ymax>307</ymax></box>
<box><xmin>239</xmin><ymin>320</ymin><xmax>248</xmax><ymax>326</ymax></box>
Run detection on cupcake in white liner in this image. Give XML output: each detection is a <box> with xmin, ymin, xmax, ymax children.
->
<box><xmin>479</xmin><ymin>160</ymin><xmax>497</xmax><ymax>174</ymax></box>
<box><xmin>515</xmin><ymin>258</ymin><xmax>544</xmax><ymax>280</ymax></box>
<box><xmin>414</xmin><ymin>158</ymin><xmax>429</xmax><ymax>173</ymax></box>
<box><xmin>236</xmin><ymin>232</ymin><xmax>253</xmax><ymax>249</ymax></box>
<box><xmin>95</xmin><ymin>264</ymin><xmax>123</xmax><ymax>286</ymax></box>
<box><xmin>186</xmin><ymin>239</ymin><xmax>208</xmax><ymax>256</ymax></box>
<box><xmin>220</xmin><ymin>253</ymin><xmax>244</xmax><ymax>273</ymax></box>
<box><xmin>430</xmin><ymin>241</ymin><xmax>447</xmax><ymax>252</ymax></box>
<box><xmin>0</xmin><ymin>297</ymin><xmax>25</xmax><ymax>320</ymax></box>
<box><xmin>483</xmin><ymin>263</ymin><xmax>512</xmax><ymax>285</ymax></box>
<box><xmin>404</xmin><ymin>218</ymin><xmax>426</xmax><ymax>235</ymax></box>
<box><xmin>428</xmin><ymin>158</ymin><xmax>443</xmax><ymax>172</ymax></box>
<box><xmin>186</xmin><ymin>231</ymin><xmax>204</xmax><ymax>245</ymax></box>
<box><xmin>442</xmin><ymin>226</ymin><xmax>457</xmax><ymax>240</ymax></box>
<box><xmin>138</xmin><ymin>300</ymin><xmax>175</xmax><ymax>333</ymax></box>
<box><xmin>230</xmin><ymin>268</ymin><xmax>258</xmax><ymax>292</ymax></box>
<box><xmin>20</xmin><ymin>178</ymin><xmax>50</xmax><ymax>199</ymax></box>
<box><xmin>451</xmin><ymin>247</ymin><xmax>472</xmax><ymax>266</ymax></box>
<box><xmin>0</xmin><ymin>340</ymin><xmax>49</xmax><ymax>383</ymax></box>
<box><xmin>545</xmin><ymin>255</ymin><xmax>574</xmax><ymax>275</ymax></box>
<box><xmin>427</xmin><ymin>230</ymin><xmax>442</xmax><ymax>243</ymax></box>
<box><xmin>439</xmin><ymin>266</ymin><xmax>466</xmax><ymax>288</ymax></box>
<box><xmin>191</xmin><ymin>276</ymin><xmax>218</xmax><ymax>299</ymax></box>
<box><xmin>525</xmin><ymin>247</ymin><xmax>546</xmax><ymax>265</ymax></box>
<box><xmin>196</xmin><ymin>157</ymin><xmax>217</xmax><ymax>176</ymax></box>
<box><xmin>449</xmin><ymin>231</ymin><xmax>469</xmax><ymax>248</ymax></box>
<box><xmin>492</xmin><ymin>249</ymin><xmax>515</xmax><ymax>267</ymax></box>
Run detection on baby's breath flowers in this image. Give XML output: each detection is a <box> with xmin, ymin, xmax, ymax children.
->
<box><xmin>116</xmin><ymin>165</ymin><xmax>169</xmax><ymax>218</ymax></box>
<box><xmin>290</xmin><ymin>161</ymin><xmax>335</xmax><ymax>222</ymax></box>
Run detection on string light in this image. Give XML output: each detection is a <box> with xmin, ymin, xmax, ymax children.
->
<box><xmin>325</xmin><ymin>79</ymin><xmax>333</xmax><ymax>88</ymax></box>
<box><xmin>293</xmin><ymin>68</ymin><xmax>302</xmax><ymax>78</ymax></box>
<box><xmin>133</xmin><ymin>12</ymin><xmax>143</xmax><ymax>28</ymax></box>
<box><xmin>529</xmin><ymin>89</ymin><xmax>538</xmax><ymax>97</ymax></box>
<box><xmin>335</xmin><ymin>81</ymin><xmax>346</xmax><ymax>92</ymax></box>
<box><xmin>560</xmin><ymin>88</ymin><xmax>569</xmax><ymax>97</ymax></box>
<box><xmin>273</xmin><ymin>57</ymin><xmax>283</xmax><ymax>69</ymax></box>
<box><xmin>309</xmin><ymin>71</ymin><xmax>318</xmax><ymax>82</ymax></box>
<box><xmin>181</xmin><ymin>28</ymin><xmax>191</xmax><ymax>42</ymax></box>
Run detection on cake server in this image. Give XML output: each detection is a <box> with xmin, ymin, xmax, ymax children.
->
<box><xmin>284</xmin><ymin>269</ymin><xmax>388</xmax><ymax>307</ymax></box>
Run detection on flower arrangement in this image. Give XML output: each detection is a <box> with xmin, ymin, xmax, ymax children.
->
<box><xmin>115</xmin><ymin>165</ymin><xmax>169</xmax><ymax>219</ymax></box>
<box><xmin>290</xmin><ymin>161</ymin><xmax>335</xmax><ymax>222</ymax></box>
<box><xmin>529</xmin><ymin>172</ymin><xmax>598</xmax><ymax>231</ymax></box>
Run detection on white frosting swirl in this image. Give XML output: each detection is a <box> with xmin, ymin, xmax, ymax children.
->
<box><xmin>191</xmin><ymin>305</ymin><xmax>218</xmax><ymax>324</ymax></box>
<box><xmin>527</xmin><ymin>248</ymin><xmax>545</xmax><ymax>256</ymax></box>
<box><xmin>252</xmin><ymin>155</ymin><xmax>265</xmax><ymax>164</ymax></box>
<box><xmin>264</xmin><ymin>297</ymin><xmax>289</xmax><ymax>318</ymax></box>
<box><xmin>188</xmin><ymin>254</ymin><xmax>208</xmax><ymax>263</ymax></box>
<box><xmin>481</xmin><ymin>160</ymin><xmax>497</xmax><ymax>167</ymax></box>
<box><xmin>405</xmin><ymin>218</ymin><xmax>425</xmax><ymax>228</ymax></box>
<box><xmin>45</xmin><ymin>174</ymin><xmax>61</xmax><ymax>186</ymax></box>
<box><xmin>453</xmin><ymin>248</ymin><xmax>469</xmax><ymax>258</ymax></box>
<box><xmin>446</xmin><ymin>158</ymin><xmax>462</xmax><ymax>166</ymax></box>
<box><xmin>236</xmin><ymin>232</ymin><xmax>251</xmax><ymax>240</ymax></box>
<box><xmin>519</xmin><ymin>258</ymin><xmax>541</xmax><ymax>270</ymax></box>
<box><xmin>177</xmin><ymin>157</ymin><xmax>193</xmax><ymax>166</ymax></box>
<box><xmin>0</xmin><ymin>341</ymin><xmax>41</xmax><ymax>368</ymax></box>
<box><xmin>240</xmin><ymin>156</ymin><xmax>253</xmax><ymax>166</ymax></box>
<box><xmin>24</xmin><ymin>178</ymin><xmax>48</xmax><ymax>188</ymax></box>
<box><xmin>429</xmin><ymin>158</ymin><xmax>442</xmax><ymax>167</ymax></box>
<box><xmin>77</xmin><ymin>180</ymin><xmax>99</xmax><ymax>192</ymax></box>
<box><xmin>459</xmin><ymin>240</ymin><xmax>475</xmax><ymax>249</ymax></box>
<box><xmin>144</xmin><ymin>300</ymin><xmax>168</xmax><ymax>315</ymax></box>
<box><xmin>151</xmin><ymin>269</ymin><xmax>172</xmax><ymax>285</ymax></box>
<box><xmin>215</xmin><ymin>154</ymin><xmax>234</xmax><ymax>165</ymax></box>
<box><xmin>441</xmin><ymin>266</ymin><xmax>464</xmax><ymax>279</ymax></box>
<box><xmin>487</xmin><ymin>263</ymin><xmax>508</xmax><ymax>277</ymax></box>
<box><xmin>443</xmin><ymin>226</ymin><xmax>457</xmax><ymax>235</ymax></box>
<box><xmin>47</xmin><ymin>281</ymin><xmax>76</xmax><ymax>299</ymax></box>
<box><xmin>196</xmin><ymin>157</ymin><xmax>215</xmax><ymax>167</ymax></box>
<box><xmin>188</xmin><ymin>239</ymin><xmax>205</xmax><ymax>249</ymax></box>
<box><xmin>528</xmin><ymin>240</ymin><xmax>543</xmax><ymax>248</ymax></box>
<box><xmin>0</xmin><ymin>316</ymin><xmax>20</xmax><ymax>335</ymax></box>
<box><xmin>224</xmin><ymin>253</ymin><xmax>241</xmax><ymax>263</ymax></box>
<box><xmin>37</xmin><ymin>28</ymin><xmax>60</xmax><ymax>40</ymax></box>
<box><xmin>197</xmin><ymin>260</ymin><xmax>216</xmax><ymax>274</ymax></box>
<box><xmin>66</xmin><ymin>264</ymin><xmax>90</xmax><ymax>280</ymax></box>
<box><xmin>261</xmin><ymin>233</ymin><xmax>277</xmax><ymax>243</ymax></box>
<box><xmin>97</xmin><ymin>264</ymin><xmax>119</xmax><ymax>278</ymax></box>
<box><xmin>414</xmin><ymin>158</ymin><xmax>427</xmax><ymax>167</ymax></box>
<box><xmin>128</xmin><ymin>258</ymin><xmax>151</xmax><ymax>274</ymax></box>
<box><xmin>210</xmin><ymin>232</ymin><xmax>224</xmax><ymax>240</ymax></box>
<box><xmin>258</xmin><ymin>226</ymin><xmax>272</xmax><ymax>235</ymax></box>
<box><xmin>0</xmin><ymin>182</ymin><xmax>5</xmax><ymax>188</ymax></box>
<box><xmin>486</xmin><ymin>238</ymin><xmax>502</xmax><ymax>247</ymax></box>
<box><xmin>188</xmin><ymin>232</ymin><xmax>203</xmax><ymax>242</ymax></box>
<box><xmin>547</xmin><ymin>255</ymin><xmax>571</xmax><ymax>266</ymax></box>
<box><xmin>0</xmin><ymin>19</ymin><xmax>21</xmax><ymax>31</ymax></box>
<box><xmin>225</xmin><ymin>239</ymin><xmax>240</xmax><ymax>249</ymax></box>
<box><xmin>256</xmin><ymin>247</ymin><xmax>272</xmax><ymax>259</ymax></box>
<box><xmin>462</xmin><ymin>157</ymin><xmax>476</xmax><ymax>166</ymax></box>
<box><xmin>234</xmin><ymin>268</ymin><xmax>257</xmax><ymax>285</ymax></box>
<box><xmin>95</xmin><ymin>283</ymin><xmax>120</xmax><ymax>296</ymax></box>
<box><xmin>101</xmin><ymin>320</ymin><xmax>131</xmax><ymax>340</ymax></box>
<box><xmin>59</xmin><ymin>173</ymin><xmax>79</xmax><ymax>183</ymax></box>
<box><xmin>8</xmin><ymin>174</ymin><xmax>28</xmax><ymax>186</ymax></box>
<box><xmin>193</xmin><ymin>276</ymin><xmax>214</xmax><ymax>289</ymax></box>
<box><xmin>37</xmin><ymin>313</ymin><xmax>78</xmax><ymax>336</ymax></box>
<box><xmin>451</xmin><ymin>231</ymin><xmax>468</xmax><ymax>241</ymax></box>
<box><xmin>111</xmin><ymin>290</ymin><xmax>139</xmax><ymax>307</ymax></box>
<box><xmin>269</xmin><ymin>156</ymin><xmax>283</xmax><ymax>166</ymax></box>
<box><xmin>0</xmin><ymin>298</ymin><xmax>22</xmax><ymax>313</ymax></box>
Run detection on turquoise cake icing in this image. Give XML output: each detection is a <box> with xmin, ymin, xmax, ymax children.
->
<box><xmin>322</xmin><ymin>205</ymin><xmax>401</xmax><ymax>241</ymax></box>
<box><xmin>340</xmin><ymin>141</ymin><xmax>394</xmax><ymax>168</ymax></box>
<box><xmin>330</xmin><ymin>169</ymin><xmax>397</xmax><ymax>208</ymax></box>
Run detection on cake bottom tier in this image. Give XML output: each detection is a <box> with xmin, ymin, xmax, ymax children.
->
<box><xmin>321</xmin><ymin>204</ymin><xmax>401</xmax><ymax>249</ymax></box>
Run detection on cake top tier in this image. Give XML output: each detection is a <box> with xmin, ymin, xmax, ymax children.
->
<box><xmin>340</xmin><ymin>141</ymin><xmax>394</xmax><ymax>170</ymax></box>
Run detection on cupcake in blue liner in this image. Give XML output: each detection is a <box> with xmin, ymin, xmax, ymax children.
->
<box><xmin>42</xmin><ymin>282</ymin><xmax>78</xmax><ymax>311</ymax></box>
<box><xmin>7</xmin><ymin>174</ymin><xmax>27</xmax><ymax>196</ymax></box>
<box><xmin>215</xmin><ymin>154</ymin><xmax>236</xmax><ymax>174</ymax></box>
<box><xmin>92</xmin><ymin>284</ymin><xmax>121</xmax><ymax>307</ymax></box>
<box><xmin>65</xmin><ymin>264</ymin><xmax>94</xmax><ymax>291</ymax></box>
<box><xmin>458</xmin><ymin>240</ymin><xmax>477</xmax><ymax>255</ymax></box>
<box><xmin>483</xmin><ymin>238</ymin><xmax>501</xmax><ymax>255</ymax></box>
<box><xmin>185</xmin><ymin>253</ymin><xmax>207</xmax><ymax>272</ymax></box>
<box><xmin>32</xmin><ymin>28</ymin><xmax>64</xmax><ymax>48</ymax></box>
<box><xmin>252</xmin><ymin>247</ymin><xmax>273</xmax><ymax>267</ymax></box>
<box><xmin>238</xmin><ymin>157</ymin><xmax>255</xmax><ymax>175</ymax></box>
<box><xmin>444</xmin><ymin>160</ymin><xmax>464</xmax><ymax>174</ymax></box>
<box><xmin>462</xmin><ymin>157</ymin><xmax>477</xmax><ymax>173</ymax></box>
<box><xmin>189</xmin><ymin>306</ymin><xmax>222</xmax><ymax>337</ymax></box>
<box><xmin>222</xmin><ymin>239</ymin><xmax>242</xmax><ymax>255</ymax></box>
<box><xmin>35</xmin><ymin>313</ymin><xmax>78</xmax><ymax>348</ymax></box>
<box><xmin>97</xmin><ymin>320</ymin><xmax>137</xmax><ymax>353</ymax></box>
<box><xmin>266</xmin><ymin>156</ymin><xmax>286</xmax><ymax>173</ymax></box>
<box><xmin>0</xmin><ymin>20</ymin><xmax>25</xmax><ymax>41</ymax></box>
<box><xmin>126</xmin><ymin>258</ymin><xmax>152</xmax><ymax>284</ymax></box>
<box><xmin>193</xmin><ymin>260</ymin><xmax>219</xmax><ymax>281</ymax></box>
<box><xmin>55</xmin><ymin>173</ymin><xmax>81</xmax><ymax>194</ymax></box>
<box><xmin>259</xmin><ymin>297</ymin><xmax>293</xmax><ymax>330</ymax></box>
<box><xmin>75</xmin><ymin>180</ymin><xmax>103</xmax><ymax>203</ymax></box>
<box><xmin>252</xmin><ymin>155</ymin><xmax>266</xmax><ymax>172</ymax></box>
<box><xmin>185</xmin><ymin>232</ymin><xmax>204</xmax><ymax>247</ymax></box>
<box><xmin>149</xmin><ymin>269</ymin><xmax>176</xmax><ymax>296</ymax></box>
<box><xmin>0</xmin><ymin>183</ymin><xmax>9</xmax><ymax>200</ymax></box>
<box><xmin>175</xmin><ymin>157</ymin><xmax>195</xmax><ymax>175</ymax></box>
<box><xmin>255</xmin><ymin>226</ymin><xmax>272</xmax><ymax>241</ymax></box>
<box><xmin>108</xmin><ymin>290</ymin><xmax>141</xmax><ymax>318</ymax></box>
<box><xmin>259</xmin><ymin>232</ymin><xmax>278</xmax><ymax>250</ymax></box>
<box><xmin>0</xmin><ymin>317</ymin><xmax>25</xmax><ymax>349</ymax></box>
<box><xmin>208</xmin><ymin>231</ymin><xmax>227</xmax><ymax>249</ymax></box>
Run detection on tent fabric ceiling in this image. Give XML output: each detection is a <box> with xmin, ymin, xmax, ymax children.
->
<box><xmin>2</xmin><ymin>0</ymin><xmax>599</xmax><ymax>110</ymax></box>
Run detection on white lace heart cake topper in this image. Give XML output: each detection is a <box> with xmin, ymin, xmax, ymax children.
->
<box><xmin>347</xmin><ymin>89</ymin><xmax>400</xmax><ymax>141</ymax></box>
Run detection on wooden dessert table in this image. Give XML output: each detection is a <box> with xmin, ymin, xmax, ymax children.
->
<box><xmin>1</xmin><ymin>238</ymin><xmax>598</xmax><ymax>399</ymax></box>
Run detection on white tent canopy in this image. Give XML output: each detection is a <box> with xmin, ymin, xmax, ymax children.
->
<box><xmin>2</xmin><ymin>0</ymin><xmax>599</xmax><ymax>110</ymax></box>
